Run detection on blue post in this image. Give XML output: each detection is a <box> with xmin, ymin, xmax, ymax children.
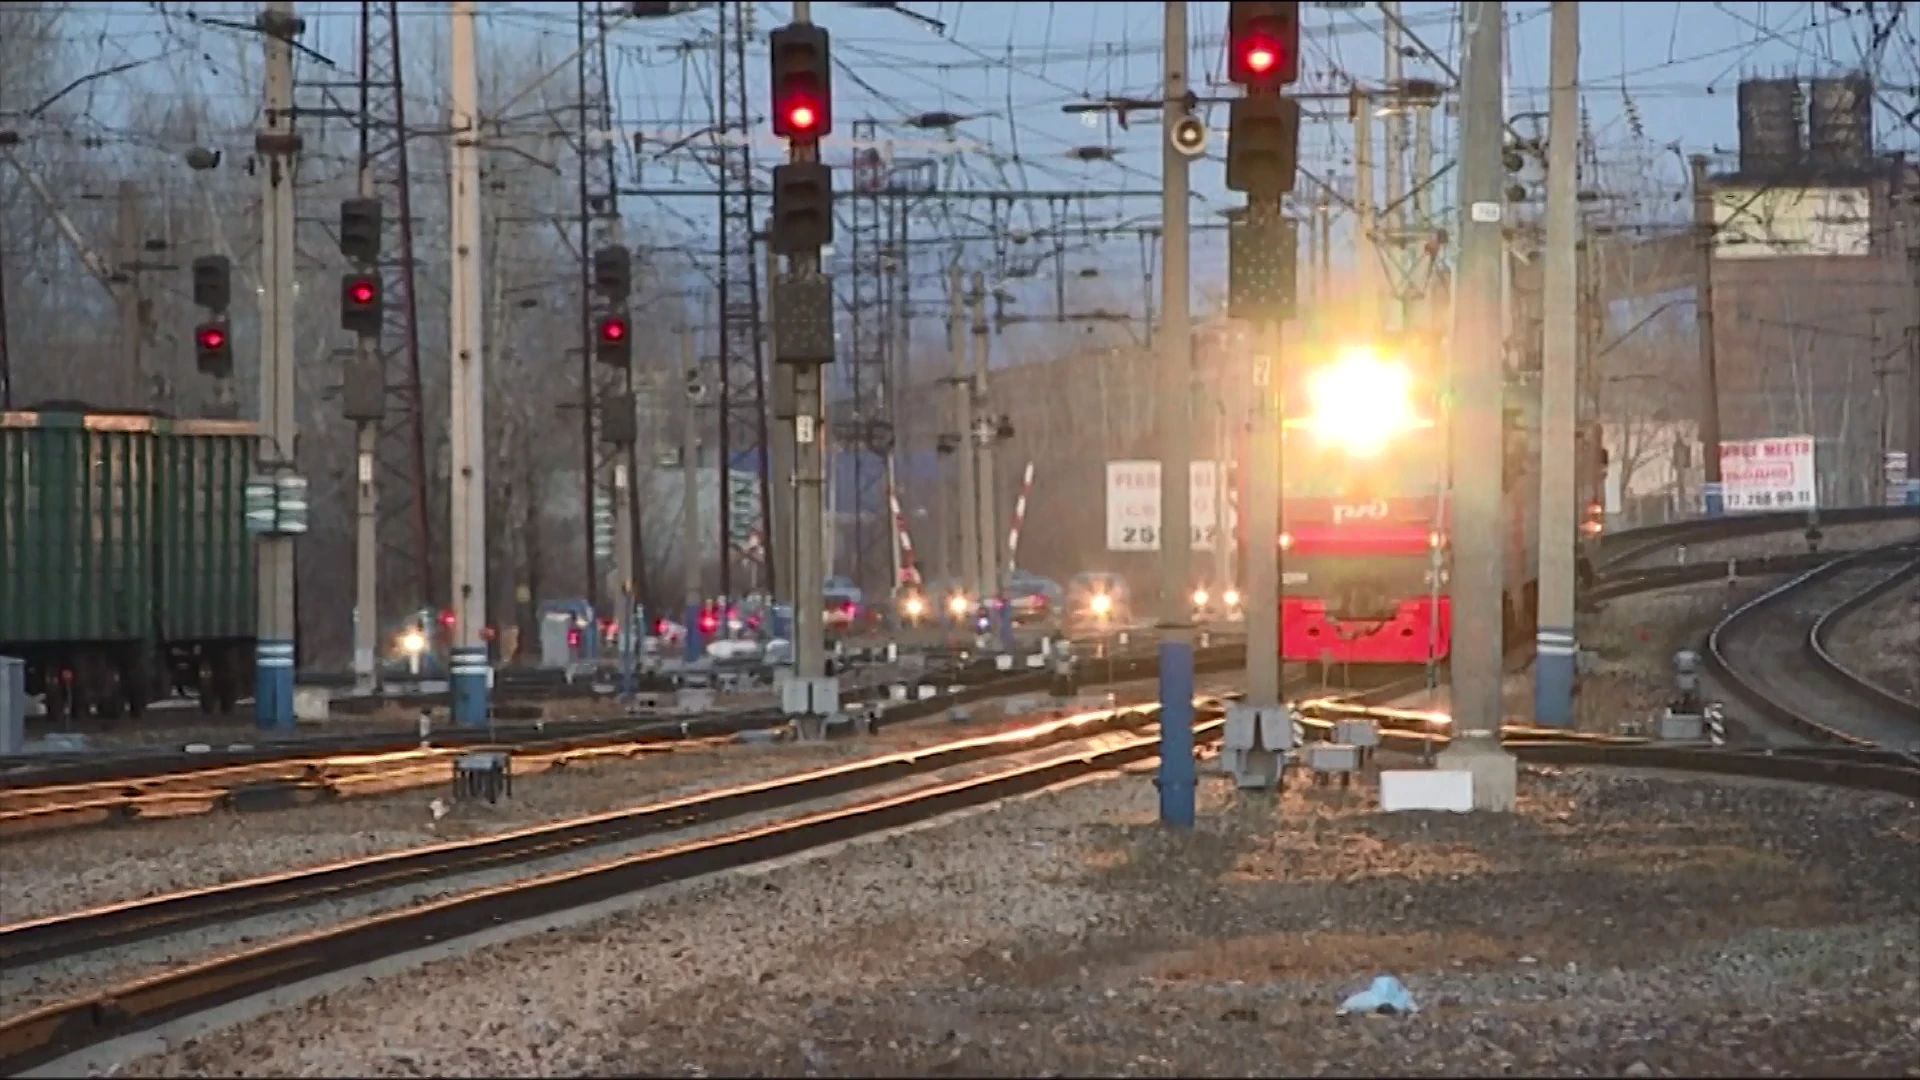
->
<box><xmin>683</xmin><ymin>602</ymin><xmax>705</xmax><ymax>663</ymax></box>
<box><xmin>1155</xmin><ymin>634</ymin><xmax>1196</xmax><ymax>828</ymax></box>
<box><xmin>254</xmin><ymin>640</ymin><xmax>295</xmax><ymax>732</ymax></box>
<box><xmin>997</xmin><ymin>598</ymin><xmax>1016</xmax><ymax>653</ymax></box>
<box><xmin>1907</xmin><ymin>480</ymin><xmax>1919</xmax><ymax>506</ymax></box>
<box><xmin>449</xmin><ymin>645</ymin><xmax>490</xmax><ymax>728</ymax></box>
<box><xmin>1703</xmin><ymin>480</ymin><xmax>1725</xmax><ymax>517</ymax></box>
<box><xmin>771</xmin><ymin>603</ymin><xmax>792</xmax><ymax>642</ymax></box>
<box><xmin>1532</xmin><ymin>627</ymin><xmax>1576</xmax><ymax>728</ymax></box>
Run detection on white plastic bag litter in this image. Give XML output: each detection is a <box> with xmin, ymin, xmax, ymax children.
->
<box><xmin>1337</xmin><ymin>974</ymin><xmax>1419</xmax><ymax>1017</ymax></box>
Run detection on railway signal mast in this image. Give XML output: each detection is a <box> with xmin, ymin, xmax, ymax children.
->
<box><xmin>338</xmin><ymin>195</ymin><xmax>385</xmax><ymax>695</ymax></box>
<box><xmin>768</xmin><ymin>5</ymin><xmax>841</xmax><ymax>738</ymax></box>
<box><xmin>190</xmin><ymin>255</ymin><xmax>233</xmax><ymax>377</ymax></box>
<box><xmin>1220</xmin><ymin>1</ymin><xmax>1302</xmax><ymax>793</ymax></box>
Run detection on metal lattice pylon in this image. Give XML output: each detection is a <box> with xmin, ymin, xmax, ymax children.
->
<box><xmin>713</xmin><ymin>0</ymin><xmax>770</xmax><ymax>598</ymax></box>
<box><xmin>356</xmin><ymin>0</ymin><xmax>434</xmax><ymax>612</ymax></box>
<box><xmin>842</xmin><ymin>119</ymin><xmax>895</xmax><ymax>594</ymax></box>
<box><xmin>572</xmin><ymin>0</ymin><xmax>639</xmax><ymax>612</ymax></box>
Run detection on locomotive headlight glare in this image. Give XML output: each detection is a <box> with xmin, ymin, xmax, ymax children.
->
<box><xmin>399</xmin><ymin>629</ymin><xmax>426</xmax><ymax>655</ymax></box>
<box><xmin>1192</xmin><ymin>588</ymin><xmax>1209</xmax><ymax>608</ymax></box>
<box><xmin>947</xmin><ymin>593</ymin><xmax>970</xmax><ymax>617</ymax></box>
<box><xmin>1223</xmin><ymin>588</ymin><xmax>1240</xmax><ymax>607</ymax></box>
<box><xmin>1089</xmin><ymin>592</ymin><xmax>1113</xmax><ymax>616</ymax></box>
<box><xmin>1298</xmin><ymin>348</ymin><xmax>1426</xmax><ymax>456</ymax></box>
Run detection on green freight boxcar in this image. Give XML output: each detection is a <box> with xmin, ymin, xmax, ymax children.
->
<box><xmin>0</xmin><ymin>408</ymin><xmax>257</xmax><ymax>721</ymax></box>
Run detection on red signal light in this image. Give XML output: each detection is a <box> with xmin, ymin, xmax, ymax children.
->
<box><xmin>697</xmin><ymin>611</ymin><xmax>719</xmax><ymax>634</ymax></box>
<box><xmin>347</xmin><ymin>278</ymin><xmax>377</xmax><ymax>305</ymax></box>
<box><xmin>197</xmin><ymin>326</ymin><xmax>227</xmax><ymax>350</ymax></box>
<box><xmin>1243</xmin><ymin>40</ymin><xmax>1279</xmax><ymax>75</ymax></box>
<box><xmin>599</xmin><ymin>316</ymin><xmax>628</xmax><ymax>342</ymax></box>
<box><xmin>439</xmin><ymin>608</ymin><xmax>455</xmax><ymax>628</ymax></box>
<box><xmin>785</xmin><ymin>99</ymin><xmax>819</xmax><ymax>132</ymax></box>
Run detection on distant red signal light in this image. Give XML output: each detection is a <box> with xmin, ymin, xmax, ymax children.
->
<box><xmin>599</xmin><ymin>316</ymin><xmax>628</xmax><ymax>342</ymax></box>
<box><xmin>439</xmin><ymin>608</ymin><xmax>455</xmax><ymax>628</ymax></box>
<box><xmin>348</xmin><ymin>278</ymin><xmax>377</xmax><ymax>305</ymax></box>
<box><xmin>785</xmin><ymin>100</ymin><xmax>818</xmax><ymax>132</ymax></box>
<box><xmin>196</xmin><ymin>325</ymin><xmax>227</xmax><ymax>350</ymax></box>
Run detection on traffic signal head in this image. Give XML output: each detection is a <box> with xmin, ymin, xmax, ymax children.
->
<box><xmin>592</xmin><ymin>245</ymin><xmax>632</xmax><ymax>300</ymax></box>
<box><xmin>194</xmin><ymin>320</ymin><xmax>233</xmax><ymax>377</ymax></box>
<box><xmin>191</xmin><ymin>255</ymin><xmax>232</xmax><ymax>313</ymax></box>
<box><xmin>1228</xmin><ymin>215</ymin><xmax>1299</xmax><ymax>322</ymax></box>
<box><xmin>769</xmin><ymin>22</ymin><xmax>832</xmax><ymax>142</ymax></box>
<box><xmin>596</xmin><ymin>313</ymin><xmax>632</xmax><ymax>367</ymax></box>
<box><xmin>1224</xmin><ymin>93</ymin><xmax>1301</xmax><ymax>196</ymax></box>
<box><xmin>341</xmin><ymin>272</ymin><xmax>384</xmax><ymax>337</ymax></box>
<box><xmin>770</xmin><ymin>161</ymin><xmax>834</xmax><ymax>255</ymax></box>
<box><xmin>1228</xmin><ymin>1</ymin><xmax>1301</xmax><ymax>88</ymax></box>
<box><xmin>338</xmin><ymin>197</ymin><xmax>383</xmax><ymax>264</ymax></box>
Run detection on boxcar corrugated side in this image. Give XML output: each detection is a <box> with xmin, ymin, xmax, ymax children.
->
<box><xmin>0</xmin><ymin>409</ymin><xmax>258</xmax><ymax>721</ymax></box>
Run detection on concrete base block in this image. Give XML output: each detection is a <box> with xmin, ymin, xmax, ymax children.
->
<box><xmin>1435</xmin><ymin>738</ymin><xmax>1517</xmax><ymax>812</ymax></box>
<box><xmin>292</xmin><ymin>687</ymin><xmax>330</xmax><ymax>724</ymax></box>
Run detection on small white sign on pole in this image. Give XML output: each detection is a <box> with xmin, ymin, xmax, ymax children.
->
<box><xmin>1718</xmin><ymin>436</ymin><xmax>1817</xmax><ymax>513</ymax></box>
<box><xmin>1105</xmin><ymin>460</ymin><xmax>1240</xmax><ymax>552</ymax></box>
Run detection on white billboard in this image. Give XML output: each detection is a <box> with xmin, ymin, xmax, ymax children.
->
<box><xmin>1106</xmin><ymin>460</ymin><xmax>1239</xmax><ymax>552</ymax></box>
<box><xmin>1712</xmin><ymin>187</ymin><xmax>1870</xmax><ymax>259</ymax></box>
<box><xmin>1719</xmin><ymin>436</ymin><xmax>1818</xmax><ymax>513</ymax></box>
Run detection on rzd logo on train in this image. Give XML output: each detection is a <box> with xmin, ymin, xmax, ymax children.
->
<box><xmin>1331</xmin><ymin>500</ymin><xmax>1390</xmax><ymax>525</ymax></box>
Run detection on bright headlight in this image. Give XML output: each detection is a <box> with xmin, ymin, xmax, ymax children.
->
<box><xmin>1299</xmin><ymin>347</ymin><xmax>1424</xmax><ymax>457</ymax></box>
<box><xmin>903</xmin><ymin>595</ymin><xmax>925</xmax><ymax>617</ymax></box>
<box><xmin>1191</xmin><ymin>588</ymin><xmax>1209</xmax><ymax>608</ymax></box>
<box><xmin>1089</xmin><ymin>593</ymin><xmax>1112</xmax><ymax>616</ymax></box>
<box><xmin>947</xmin><ymin>594</ymin><xmax>970</xmax><ymax>616</ymax></box>
<box><xmin>399</xmin><ymin>629</ymin><xmax>426</xmax><ymax>655</ymax></box>
<box><xmin>1223</xmin><ymin>588</ymin><xmax>1240</xmax><ymax>607</ymax></box>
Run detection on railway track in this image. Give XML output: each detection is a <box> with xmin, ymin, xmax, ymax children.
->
<box><xmin>1705</xmin><ymin>542</ymin><xmax>1920</xmax><ymax>748</ymax></box>
<box><xmin>3</xmin><ymin>689</ymin><xmax>1915</xmax><ymax>1077</ymax></box>
<box><xmin>3</xmin><ymin>542</ymin><xmax>1888</xmax><ymax>838</ymax></box>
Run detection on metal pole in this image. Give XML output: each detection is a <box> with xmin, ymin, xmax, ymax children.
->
<box><xmin>1532</xmin><ymin>0</ymin><xmax>1579</xmax><ymax>728</ymax></box>
<box><xmin>1155</xmin><ymin>0</ymin><xmax>1196</xmax><ymax>829</ymax></box>
<box><xmin>683</xmin><ymin>329</ymin><xmax>706</xmax><ymax>662</ymax></box>
<box><xmin>1245</xmin><ymin>317</ymin><xmax>1282</xmax><ymax>708</ymax></box>
<box><xmin>1435</xmin><ymin>0</ymin><xmax>1516</xmax><ymax>810</ymax></box>
<box><xmin>253</xmin><ymin>0</ymin><xmax>300</xmax><ymax>731</ymax></box>
<box><xmin>969</xmin><ymin>270</ymin><xmax>1006</xmax><ymax>648</ymax></box>
<box><xmin>0</xmin><ymin>209</ymin><xmax>11</xmax><ymax>409</ymax></box>
<box><xmin>1690</xmin><ymin>154</ymin><xmax>1726</xmax><ymax>516</ymax></box>
<box><xmin>446</xmin><ymin>0</ymin><xmax>490</xmax><ymax>726</ymax></box>
<box><xmin>1213</xmin><ymin>389</ymin><xmax>1232</xmax><ymax>596</ymax></box>
<box><xmin>950</xmin><ymin>266</ymin><xmax>980</xmax><ymax>622</ymax></box>
<box><xmin>766</xmin><ymin>238</ymin><xmax>796</xmax><ymax>637</ymax></box>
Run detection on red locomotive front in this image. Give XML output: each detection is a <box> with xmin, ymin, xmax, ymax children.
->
<box><xmin>1274</xmin><ymin>345</ymin><xmax>1450</xmax><ymax>667</ymax></box>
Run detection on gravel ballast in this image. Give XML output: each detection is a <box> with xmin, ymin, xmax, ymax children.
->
<box><xmin>112</xmin><ymin>762</ymin><xmax>1920</xmax><ymax>1078</ymax></box>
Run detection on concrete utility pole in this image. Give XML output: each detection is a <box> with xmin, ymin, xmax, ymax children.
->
<box><xmin>766</xmin><ymin>239</ymin><xmax>796</xmax><ymax>638</ymax></box>
<box><xmin>1352</xmin><ymin>88</ymin><xmax>1378</xmax><ymax>332</ymax></box>
<box><xmin>446</xmin><ymin>0</ymin><xmax>491</xmax><ymax>726</ymax></box>
<box><xmin>115</xmin><ymin>181</ymin><xmax>150</xmax><ymax>408</ymax></box>
<box><xmin>949</xmin><ymin>265</ymin><xmax>981</xmax><ymax>616</ymax></box>
<box><xmin>254</xmin><ymin>0</ymin><xmax>301</xmax><ymax>731</ymax></box>
<box><xmin>682</xmin><ymin>329</ymin><xmax>706</xmax><ymax>662</ymax></box>
<box><xmin>1436</xmin><ymin>0</ymin><xmax>1516</xmax><ymax>810</ymax></box>
<box><xmin>786</xmin><ymin>0</ymin><xmax>836</xmax><ymax>737</ymax></box>
<box><xmin>1905</xmin><ymin>197</ymin><xmax>1920</xmax><ymax>505</ymax></box>
<box><xmin>969</xmin><ymin>270</ymin><xmax>1003</xmax><ymax>641</ymax></box>
<box><xmin>1382</xmin><ymin>1</ymin><xmax>1406</xmax><ymax>329</ymax></box>
<box><xmin>1690</xmin><ymin>154</ymin><xmax>1727</xmax><ymax>516</ymax></box>
<box><xmin>1155</xmin><ymin>0</ymin><xmax>1197</xmax><ymax>829</ymax></box>
<box><xmin>1532</xmin><ymin>0</ymin><xmax>1580</xmax><ymax>729</ymax></box>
